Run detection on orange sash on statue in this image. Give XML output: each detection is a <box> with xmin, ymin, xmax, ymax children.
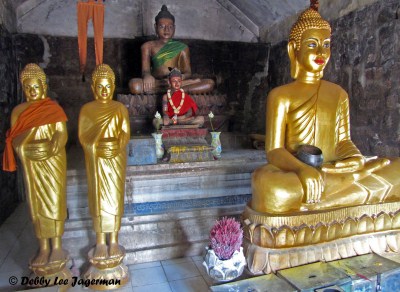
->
<box><xmin>3</xmin><ymin>98</ymin><xmax>68</xmax><ymax>172</ymax></box>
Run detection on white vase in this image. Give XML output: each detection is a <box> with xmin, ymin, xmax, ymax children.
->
<box><xmin>202</xmin><ymin>246</ymin><xmax>246</xmax><ymax>282</ymax></box>
<box><xmin>210</xmin><ymin>131</ymin><xmax>222</xmax><ymax>159</ymax></box>
<box><xmin>152</xmin><ymin>132</ymin><xmax>164</xmax><ymax>159</ymax></box>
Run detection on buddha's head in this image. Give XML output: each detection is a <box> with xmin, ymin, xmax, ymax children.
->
<box><xmin>168</xmin><ymin>68</ymin><xmax>182</xmax><ymax>91</ymax></box>
<box><xmin>91</xmin><ymin>64</ymin><xmax>115</xmax><ymax>103</ymax></box>
<box><xmin>288</xmin><ymin>8</ymin><xmax>331</xmax><ymax>80</ymax></box>
<box><xmin>154</xmin><ymin>5</ymin><xmax>175</xmax><ymax>41</ymax></box>
<box><xmin>20</xmin><ymin>63</ymin><xmax>47</xmax><ymax>102</ymax></box>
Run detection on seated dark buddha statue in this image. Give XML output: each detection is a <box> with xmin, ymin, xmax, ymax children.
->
<box><xmin>129</xmin><ymin>5</ymin><xmax>215</xmax><ymax>95</ymax></box>
<box><xmin>251</xmin><ymin>8</ymin><xmax>400</xmax><ymax>214</ymax></box>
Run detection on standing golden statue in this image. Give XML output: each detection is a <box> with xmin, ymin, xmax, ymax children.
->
<box><xmin>243</xmin><ymin>3</ymin><xmax>400</xmax><ymax>275</ymax></box>
<box><xmin>129</xmin><ymin>5</ymin><xmax>215</xmax><ymax>95</ymax></box>
<box><xmin>3</xmin><ymin>63</ymin><xmax>71</xmax><ymax>284</ymax></box>
<box><xmin>251</xmin><ymin>8</ymin><xmax>400</xmax><ymax>214</ymax></box>
<box><xmin>79</xmin><ymin>64</ymin><xmax>130</xmax><ymax>289</ymax></box>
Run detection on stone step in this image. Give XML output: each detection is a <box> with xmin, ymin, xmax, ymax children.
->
<box><xmin>66</xmin><ymin>162</ymin><xmax>261</xmax><ymax>219</ymax></box>
<box><xmin>63</xmin><ymin>205</ymin><xmax>244</xmax><ymax>268</ymax></box>
<box><xmin>68</xmin><ymin>191</ymin><xmax>251</xmax><ymax>221</ymax></box>
<box><xmin>63</xmin><ymin>146</ymin><xmax>265</xmax><ymax>268</ymax></box>
<box><xmin>65</xmin><ymin>150</ymin><xmax>265</xmax><ymax>210</ymax></box>
<box><xmin>66</xmin><ymin>164</ymin><xmax>257</xmax><ymax>207</ymax></box>
<box><xmin>68</xmin><ymin>182</ymin><xmax>251</xmax><ymax>209</ymax></box>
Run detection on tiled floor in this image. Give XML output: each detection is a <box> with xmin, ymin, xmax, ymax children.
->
<box><xmin>0</xmin><ymin>203</ymin><xmax>225</xmax><ymax>292</ymax></box>
<box><xmin>4</xmin><ymin>204</ymin><xmax>400</xmax><ymax>291</ymax></box>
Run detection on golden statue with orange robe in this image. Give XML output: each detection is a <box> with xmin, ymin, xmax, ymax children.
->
<box><xmin>3</xmin><ymin>63</ymin><xmax>70</xmax><ymax>279</ymax></box>
<box><xmin>243</xmin><ymin>3</ymin><xmax>400</xmax><ymax>275</ymax></box>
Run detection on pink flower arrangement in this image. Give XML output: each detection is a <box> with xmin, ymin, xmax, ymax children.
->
<box><xmin>209</xmin><ymin>217</ymin><xmax>243</xmax><ymax>260</ymax></box>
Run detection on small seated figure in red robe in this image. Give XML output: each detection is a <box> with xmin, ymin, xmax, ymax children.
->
<box><xmin>161</xmin><ymin>68</ymin><xmax>204</xmax><ymax>127</ymax></box>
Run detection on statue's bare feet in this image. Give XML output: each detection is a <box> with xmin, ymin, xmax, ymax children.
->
<box><xmin>109</xmin><ymin>243</ymin><xmax>123</xmax><ymax>258</ymax></box>
<box><xmin>48</xmin><ymin>247</ymin><xmax>67</xmax><ymax>263</ymax></box>
<box><xmin>31</xmin><ymin>249</ymin><xmax>50</xmax><ymax>266</ymax></box>
<box><xmin>93</xmin><ymin>244</ymin><xmax>108</xmax><ymax>259</ymax></box>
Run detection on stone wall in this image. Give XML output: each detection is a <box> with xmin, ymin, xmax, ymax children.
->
<box><xmin>0</xmin><ymin>0</ymin><xmax>16</xmax><ymax>32</ymax></box>
<box><xmin>15</xmin><ymin>0</ymin><xmax>256</xmax><ymax>42</ymax></box>
<box><xmin>264</xmin><ymin>0</ymin><xmax>400</xmax><ymax>157</ymax></box>
<box><xmin>12</xmin><ymin>34</ymin><xmax>270</xmax><ymax>142</ymax></box>
<box><xmin>0</xmin><ymin>25</ymin><xmax>18</xmax><ymax>225</ymax></box>
<box><xmin>327</xmin><ymin>0</ymin><xmax>400</xmax><ymax>156</ymax></box>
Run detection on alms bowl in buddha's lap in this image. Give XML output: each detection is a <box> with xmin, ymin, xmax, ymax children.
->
<box><xmin>297</xmin><ymin>145</ymin><xmax>323</xmax><ymax>168</ymax></box>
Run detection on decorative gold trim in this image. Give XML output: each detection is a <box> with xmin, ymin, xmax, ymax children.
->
<box><xmin>242</xmin><ymin>203</ymin><xmax>400</xmax><ymax>248</ymax></box>
<box><xmin>243</xmin><ymin>202</ymin><xmax>400</xmax><ymax>227</ymax></box>
<box><xmin>244</xmin><ymin>231</ymin><xmax>400</xmax><ymax>275</ymax></box>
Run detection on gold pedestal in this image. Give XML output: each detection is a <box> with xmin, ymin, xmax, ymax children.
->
<box><xmin>27</xmin><ymin>252</ymin><xmax>72</xmax><ymax>290</ymax></box>
<box><xmin>242</xmin><ymin>202</ymin><xmax>400</xmax><ymax>274</ymax></box>
<box><xmin>83</xmin><ymin>245</ymin><xmax>129</xmax><ymax>290</ymax></box>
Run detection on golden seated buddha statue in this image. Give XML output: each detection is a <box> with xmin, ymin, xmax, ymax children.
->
<box><xmin>251</xmin><ymin>9</ymin><xmax>400</xmax><ymax>214</ymax></box>
<box><xmin>243</xmin><ymin>4</ymin><xmax>400</xmax><ymax>275</ymax></box>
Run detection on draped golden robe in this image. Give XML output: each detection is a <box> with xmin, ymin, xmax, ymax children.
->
<box><xmin>13</xmin><ymin>122</ymin><xmax>67</xmax><ymax>238</ymax></box>
<box><xmin>252</xmin><ymin>80</ymin><xmax>400</xmax><ymax>213</ymax></box>
<box><xmin>78</xmin><ymin>101</ymin><xmax>130</xmax><ymax>232</ymax></box>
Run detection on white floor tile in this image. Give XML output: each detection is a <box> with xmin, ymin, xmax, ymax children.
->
<box><xmin>0</xmin><ymin>241</ymin><xmax>11</xmax><ymax>268</ymax></box>
<box><xmin>193</xmin><ymin>260</ymin><xmax>207</xmax><ymax>276</ymax></box>
<box><xmin>128</xmin><ymin>260</ymin><xmax>161</xmax><ymax>271</ymax></box>
<box><xmin>66</xmin><ymin>277</ymin><xmax>132</xmax><ymax>292</ymax></box>
<box><xmin>163</xmin><ymin>261</ymin><xmax>200</xmax><ymax>281</ymax></box>
<box><xmin>3</xmin><ymin>204</ymin><xmax>29</xmax><ymax>225</ymax></box>
<box><xmin>132</xmin><ymin>282</ymin><xmax>172</xmax><ymax>292</ymax></box>
<box><xmin>193</xmin><ymin>260</ymin><xmax>217</xmax><ymax>286</ymax></box>
<box><xmin>162</xmin><ymin>257</ymin><xmax>192</xmax><ymax>266</ymax></box>
<box><xmin>169</xmin><ymin>276</ymin><xmax>209</xmax><ymax>292</ymax></box>
<box><xmin>0</xmin><ymin>233</ymin><xmax>38</xmax><ymax>273</ymax></box>
<box><xmin>191</xmin><ymin>255</ymin><xmax>204</xmax><ymax>262</ymax></box>
<box><xmin>130</xmin><ymin>266</ymin><xmax>167</xmax><ymax>287</ymax></box>
<box><xmin>0</xmin><ymin>222</ymin><xmax>25</xmax><ymax>247</ymax></box>
<box><xmin>0</xmin><ymin>269</ymin><xmax>31</xmax><ymax>292</ymax></box>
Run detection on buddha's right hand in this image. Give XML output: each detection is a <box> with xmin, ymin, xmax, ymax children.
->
<box><xmin>143</xmin><ymin>75</ymin><xmax>155</xmax><ymax>93</ymax></box>
<box><xmin>296</xmin><ymin>165</ymin><xmax>324</xmax><ymax>204</ymax></box>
